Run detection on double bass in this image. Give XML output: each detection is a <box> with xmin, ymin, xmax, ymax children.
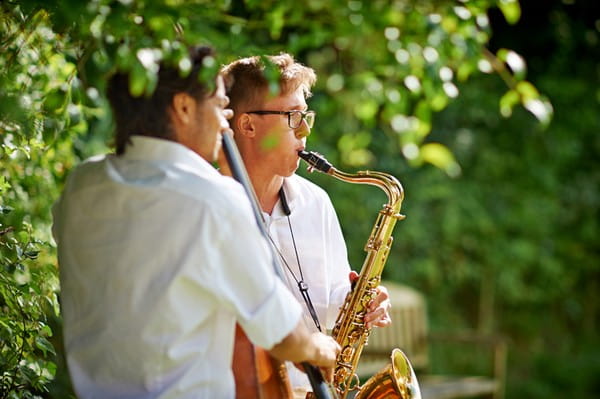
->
<box><xmin>232</xmin><ymin>325</ymin><xmax>293</xmax><ymax>399</ymax></box>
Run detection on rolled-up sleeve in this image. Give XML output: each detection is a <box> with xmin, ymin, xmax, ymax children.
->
<box><xmin>192</xmin><ymin>196</ymin><xmax>303</xmax><ymax>350</ymax></box>
<box><xmin>239</xmin><ymin>277</ymin><xmax>302</xmax><ymax>349</ymax></box>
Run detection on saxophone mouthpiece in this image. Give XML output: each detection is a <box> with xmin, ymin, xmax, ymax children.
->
<box><xmin>298</xmin><ymin>150</ymin><xmax>333</xmax><ymax>174</ymax></box>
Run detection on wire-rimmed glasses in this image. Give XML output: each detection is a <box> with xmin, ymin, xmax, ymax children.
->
<box><xmin>246</xmin><ymin>110</ymin><xmax>316</xmax><ymax>129</ymax></box>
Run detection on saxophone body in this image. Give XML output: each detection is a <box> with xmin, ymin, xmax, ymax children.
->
<box><xmin>299</xmin><ymin>151</ymin><xmax>421</xmax><ymax>399</ymax></box>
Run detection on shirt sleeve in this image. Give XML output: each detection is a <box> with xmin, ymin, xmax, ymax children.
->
<box><xmin>190</xmin><ymin>196</ymin><xmax>303</xmax><ymax>350</ymax></box>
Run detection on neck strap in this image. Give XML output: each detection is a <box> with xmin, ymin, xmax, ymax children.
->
<box><xmin>279</xmin><ymin>185</ymin><xmax>291</xmax><ymax>215</ymax></box>
<box><xmin>275</xmin><ymin>186</ymin><xmax>322</xmax><ymax>332</ymax></box>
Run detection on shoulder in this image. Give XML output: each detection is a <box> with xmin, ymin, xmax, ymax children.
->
<box><xmin>59</xmin><ymin>154</ymin><xmax>114</xmax><ymax>197</ymax></box>
<box><xmin>65</xmin><ymin>154</ymin><xmax>108</xmax><ymax>179</ymax></box>
<box><xmin>166</xmin><ymin>168</ymin><xmax>252</xmax><ymax>220</ymax></box>
<box><xmin>286</xmin><ymin>173</ymin><xmax>330</xmax><ymax>201</ymax></box>
<box><xmin>285</xmin><ymin>174</ymin><xmax>337</xmax><ymax>216</ymax></box>
<box><xmin>66</xmin><ymin>155</ymin><xmax>252</xmax><ymax>224</ymax></box>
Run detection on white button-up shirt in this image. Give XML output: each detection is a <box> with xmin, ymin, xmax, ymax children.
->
<box><xmin>262</xmin><ymin>174</ymin><xmax>352</xmax><ymax>391</ymax></box>
<box><xmin>52</xmin><ymin>136</ymin><xmax>302</xmax><ymax>399</ymax></box>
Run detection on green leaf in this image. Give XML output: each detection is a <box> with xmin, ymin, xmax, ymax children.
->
<box><xmin>516</xmin><ymin>81</ymin><xmax>539</xmax><ymax>101</ymax></box>
<box><xmin>0</xmin><ymin>205</ymin><xmax>14</xmax><ymax>214</ymax></box>
<box><xmin>35</xmin><ymin>336</ymin><xmax>56</xmax><ymax>356</ymax></box>
<box><xmin>267</xmin><ymin>6</ymin><xmax>286</xmax><ymax>40</ymax></box>
<box><xmin>524</xmin><ymin>97</ymin><xmax>553</xmax><ymax>126</ymax></box>
<box><xmin>128</xmin><ymin>61</ymin><xmax>148</xmax><ymax>98</ymax></box>
<box><xmin>24</xmin><ymin>251</ymin><xmax>40</xmax><ymax>260</ymax></box>
<box><xmin>498</xmin><ymin>0</ymin><xmax>521</xmax><ymax>25</ymax></box>
<box><xmin>42</xmin><ymin>359</ymin><xmax>57</xmax><ymax>379</ymax></box>
<box><xmin>501</xmin><ymin>49</ymin><xmax>527</xmax><ymax>80</ymax></box>
<box><xmin>420</xmin><ymin>142</ymin><xmax>461</xmax><ymax>177</ymax></box>
<box><xmin>499</xmin><ymin>89</ymin><xmax>519</xmax><ymax>117</ymax></box>
<box><xmin>353</xmin><ymin>100</ymin><xmax>378</xmax><ymax>121</ymax></box>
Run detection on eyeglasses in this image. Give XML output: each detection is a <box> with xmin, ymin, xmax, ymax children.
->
<box><xmin>246</xmin><ymin>110</ymin><xmax>316</xmax><ymax>130</ymax></box>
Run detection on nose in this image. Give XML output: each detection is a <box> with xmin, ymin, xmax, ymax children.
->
<box><xmin>295</xmin><ymin>119</ymin><xmax>311</xmax><ymax>139</ymax></box>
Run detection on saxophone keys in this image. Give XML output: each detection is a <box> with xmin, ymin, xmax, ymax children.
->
<box><xmin>366</xmin><ymin>238</ymin><xmax>382</xmax><ymax>250</ymax></box>
<box><xmin>340</xmin><ymin>345</ymin><xmax>355</xmax><ymax>363</ymax></box>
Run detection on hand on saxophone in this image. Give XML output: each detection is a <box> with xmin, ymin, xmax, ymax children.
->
<box><xmin>269</xmin><ymin>320</ymin><xmax>340</xmax><ymax>380</ymax></box>
<box><xmin>349</xmin><ymin>271</ymin><xmax>393</xmax><ymax>329</ymax></box>
<box><xmin>309</xmin><ymin>332</ymin><xmax>340</xmax><ymax>382</ymax></box>
<box><xmin>291</xmin><ymin>332</ymin><xmax>339</xmax><ymax>383</ymax></box>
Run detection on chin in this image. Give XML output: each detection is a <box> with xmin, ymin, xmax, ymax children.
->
<box><xmin>292</xmin><ymin>159</ymin><xmax>302</xmax><ymax>174</ymax></box>
<box><xmin>285</xmin><ymin>166</ymin><xmax>299</xmax><ymax>177</ymax></box>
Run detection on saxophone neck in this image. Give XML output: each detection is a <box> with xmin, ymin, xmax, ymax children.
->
<box><xmin>298</xmin><ymin>150</ymin><xmax>405</xmax><ymax>214</ymax></box>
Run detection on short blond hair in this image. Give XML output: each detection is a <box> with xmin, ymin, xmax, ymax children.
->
<box><xmin>221</xmin><ymin>53</ymin><xmax>317</xmax><ymax>113</ymax></box>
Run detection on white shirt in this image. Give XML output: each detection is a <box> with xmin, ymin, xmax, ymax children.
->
<box><xmin>262</xmin><ymin>174</ymin><xmax>351</xmax><ymax>391</ymax></box>
<box><xmin>52</xmin><ymin>136</ymin><xmax>302</xmax><ymax>399</ymax></box>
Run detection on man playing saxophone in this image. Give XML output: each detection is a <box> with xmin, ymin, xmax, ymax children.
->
<box><xmin>220</xmin><ymin>53</ymin><xmax>393</xmax><ymax>399</ymax></box>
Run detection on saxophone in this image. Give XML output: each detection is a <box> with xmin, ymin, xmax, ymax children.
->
<box><xmin>299</xmin><ymin>150</ymin><xmax>421</xmax><ymax>399</ymax></box>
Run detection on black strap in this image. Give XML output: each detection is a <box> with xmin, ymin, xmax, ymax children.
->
<box><xmin>277</xmin><ymin>187</ymin><xmax>322</xmax><ymax>332</ymax></box>
<box><xmin>279</xmin><ymin>187</ymin><xmax>292</xmax><ymax>216</ymax></box>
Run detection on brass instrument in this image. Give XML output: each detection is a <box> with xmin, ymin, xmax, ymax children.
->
<box><xmin>299</xmin><ymin>151</ymin><xmax>421</xmax><ymax>399</ymax></box>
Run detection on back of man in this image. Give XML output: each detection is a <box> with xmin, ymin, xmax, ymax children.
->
<box><xmin>53</xmin><ymin>135</ymin><xmax>304</xmax><ymax>398</ymax></box>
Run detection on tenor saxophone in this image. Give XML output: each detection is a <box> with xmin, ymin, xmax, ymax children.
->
<box><xmin>299</xmin><ymin>150</ymin><xmax>421</xmax><ymax>399</ymax></box>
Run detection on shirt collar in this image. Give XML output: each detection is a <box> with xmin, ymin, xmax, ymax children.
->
<box><xmin>122</xmin><ymin>135</ymin><xmax>220</xmax><ymax>178</ymax></box>
<box><xmin>270</xmin><ymin>176</ymin><xmax>301</xmax><ymax>218</ymax></box>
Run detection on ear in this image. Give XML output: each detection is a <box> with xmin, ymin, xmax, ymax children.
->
<box><xmin>171</xmin><ymin>92</ymin><xmax>195</xmax><ymax>126</ymax></box>
<box><xmin>236</xmin><ymin>113</ymin><xmax>256</xmax><ymax>138</ymax></box>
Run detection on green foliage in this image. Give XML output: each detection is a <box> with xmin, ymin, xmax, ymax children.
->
<box><xmin>3</xmin><ymin>0</ymin><xmax>550</xmax><ymax>171</ymax></box>
<box><xmin>1</xmin><ymin>4</ymin><xmax>89</xmax><ymax>397</ymax></box>
<box><xmin>343</xmin><ymin>2</ymin><xmax>596</xmax><ymax>396</ymax></box>
<box><xmin>2</xmin><ymin>0</ymin><xmax>595</xmax><ymax>398</ymax></box>
<box><xmin>0</xmin><ymin>212</ymin><xmax>59</xmax><ymax>398</ymax></box>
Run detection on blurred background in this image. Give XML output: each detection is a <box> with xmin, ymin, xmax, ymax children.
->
<box><xmin>1</xmin><ymin>0</ymin><xmax>598</xmax><ymax>398</ymax></box>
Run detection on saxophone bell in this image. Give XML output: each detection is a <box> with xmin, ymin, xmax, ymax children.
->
<box><xmin>355</xmin><ymin>349</ymin><xmax>422</xmax><ymax>399</ymax></box>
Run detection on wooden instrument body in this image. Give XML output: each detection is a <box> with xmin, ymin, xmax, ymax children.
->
<box><xmin>233</xmin><ymin>324</ymin><xmax>293</xmax><ymax>399</ymax></box>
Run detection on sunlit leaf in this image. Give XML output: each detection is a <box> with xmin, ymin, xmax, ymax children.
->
<box><xmin>516</xmin><ymin>81</ymin><xmax>539</xmax><ymax>101</ymax></box>
<box><xmin>498</xmin><ymin>0</ymin><xmax>521</xmax><ymax>25</ymax></box>
<box><xmin>430</xmin><ymin>93</ymin><xmax>449</xmax><ymax>111</ymax></box>
<box><xmin>353</xmin><ymin>100</ymin><xmax>378</xmax><ymax>121</ymax></box>
<box><xmin>128</xmin><ymin>61</ymin><xmax>147</xmax><ymax>97</ymax></box>
<box><xmin>524</xmin><ymin>97</ymin><xmax>553</xmax><ymax>126</ymax></box>
<box><xmin>420</xmin><ymin>142</ymin><xmax>461</xmax><ymax>177</ymax></box>
<box><xmin>35</xmin><ymin>336</ymin><xmax>56</xmax><ymax>356</ymax></box>
<box><xmin>345</xmin><ymin>148</ymin><xmax>373</xmax><ymax>166</ymax></box>
<box><xmin>499</xmin><ymin>89</ymin><xmax>519</xmax><ymax>117</ymax></box>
